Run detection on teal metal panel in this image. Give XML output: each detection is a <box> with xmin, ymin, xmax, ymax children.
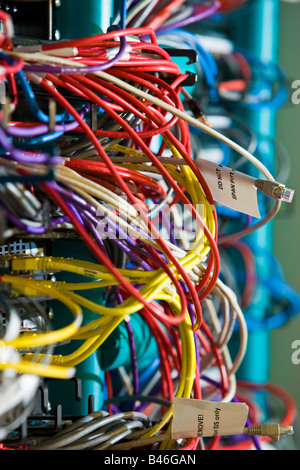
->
<box><xmin>229</xmin><ymin>0</ymin><xmax>281</xmax><ymax>382</ymax></box>
<box><xmin>56</xmin><ymin>0</ymin><xmax>114</xmax><ymax>39</ymax></box>
<box><xmin>47</xmin><ymin>239</ymin><xmax>158</xmax><ymax>415</ymax></box>
<box><xmin>99</xmin><ymin>313</ymin><xmax>158</xmax><ymax>372</ymax></box>
<box><xmin>47</xmin><ymin>240</ymin><xmax>106</xmax><ymax>416</ymax></box>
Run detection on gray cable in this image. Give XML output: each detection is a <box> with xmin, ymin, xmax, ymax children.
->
<box><xmin>33</xmin><ymin>411</ymin><xmax>151</xmax><ymax>450</ymax></box>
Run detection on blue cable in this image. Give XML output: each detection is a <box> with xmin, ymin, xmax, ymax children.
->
<box><xmin>230</xmin><ymin>246</ymin><xmax>300</xmax><ymax>331</ymax></box>
<box><xmin>0</xmin><ymin>53</ymin><xmax>72</xmax><ymax>123</ymax></box>
<box><xmin>26</xmin><ymin>131</ymin><xmax>64</xmax><ymax>146</ymax></box>
<box><xmin>238</xmin><ymin>51</ymin><xmax>289</xmax><ymax>110</ymax></box>
<box><xmin>16</xmin><ymin>69</ymin><xmax>71</xmax><ymax>123</ymax></box>
<box><xmin>138</xmin><ymin>357</ymin><xmax>160</xmax><ymax>386</ymax></box>
<box><xmin>157</xmin><ymin>28</ymin><xmax>218</xmax><ymax>99</ymax></box>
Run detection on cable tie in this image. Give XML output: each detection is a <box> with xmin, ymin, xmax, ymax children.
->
<box><xmin>179</xmin><ymin>374</ymin><xmax>196</xmax><ymax>382</ymax></box>
<box><xmin>106</xmin><ymin>50</ymin><xmax>131</xmax><ymax>61</ymax></box>
<box><xmin>189</xmin><ymin>250</ymin><xmax>206</xmax><ymax>263</ymax></box>
<box><xmin>166</xmin><ymin>287</ymin><xmax>178</xmax><ymax>303</ymax></box>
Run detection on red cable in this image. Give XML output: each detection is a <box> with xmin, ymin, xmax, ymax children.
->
<box><xmin>41</xmin><ymin>27</ymin><xmax>159</xmax><ymax>51</ymax></box>
<box><xmin>85</xmin><ymin>68</ymin><xmax>220</xmax><ymax>306</ymax></box>
<box><xmin>223</xmin><ymin>240</ymin><xmax>257</xmax><ymax>308</ymax></box>
<box><xmin>40</xmin><ymin>78</ymin><xmax>192</xmax><ymax>327</ymax></box>
<box><xmin>217</xmin><ymin>0</ymin><xmax>247</xmax><ymax>12</ymax></box>
<box><xmin>0</xmin><ymin>10</ymin><xmax>13</xmax><ymax>48</ymax></box>
<box><xmin>216</xmin><ymin>380</ymin><xmax>297</xmax><ymax>450</ymax></box>
<box><xmin>232</xmin><ymin>51</ymin><xmax>252</xmax><ymax>83</ymax></box>
<box><xmin>49</xmin><ymin>73</ymin><xmax>205</xmax><ymax>330</ymax></box>
<box><xmin>105</xmin><ymin>370</ymin><xmax>114</xmax><ymax>415</ymax></box>
<box><xmin>7</xmin><ymin>72</ymin><xmax>18</xmax><ymax>108</ymax></box>
<box><xmin>237</xmin><ymin>380</ymin><xmax>297</xmax><ymax>427</ymax></box>
<box><xmin>21</xmin><ymin>168</ymin><xmax>168</xmax><ymax>323</ymax></box>
<box><xmin>30</xmin><ymin>61</ymin><xmax>219</xmax><ymax>331</ymax></box>
<box><xmin>39</xmin><ymin>42</ymin><xmax>220</xmax><ymax>329</ymax></box>
<box><xmin>140</xmin><ymin>310</ymin><xmax>174</xmax><ymax>406</ymax></box>
<box><xmin>87</xmin><ymin>70</ymin><xmax>182</xmax><ymax>126</ymax></box>
<box><xmin>47</xmin><ymin>73</ymin><xmax>179</xmax><ymax>141</ymax></box>
<box><xmin>143</xmin><ymin>0</ymin><xmax>186</xmax><ymax>30</ymax></box>
<box><xmin>106</xmin><ymin>70</ymin><xmax>219</xmax><ymax>291</ymax></box>
<box><xmin>218</xmin><ymin>79</ymin><xmax>248</xmax><ymax>93</ymax></box>
<box><xmin>65</xmin><ymin>160</ymin><xmax>167</xmax><ymax>199</ymax></box>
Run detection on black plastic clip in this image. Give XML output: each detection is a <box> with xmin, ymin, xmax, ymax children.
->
<box><xmin>166</xmin><ymin>48</ymin><xmax>197</xmax><ymax>65</ymax></box>
<box><xmin>163</xmin><ymin>48</ymin><xmax>197</xmax><ymax>86</ymax></box>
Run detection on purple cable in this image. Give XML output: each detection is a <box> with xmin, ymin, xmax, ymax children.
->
<box><xmin>4</xmin><ymin>211</ymin><xmax>45</xmax><ymax>233</ymax></box>
<box><xmin>84</xmin><ymin>206</ymin><xmax>150</xmax><ymax>275</ymax></box>
<box><xmin>56</xmin><ymin>183</ymin><xmax>152</xmax><ymax>244</ymax></box>
<box><xmin>0</xmin><ymin>126</ymin><xmax>52</xmax><ymax>165</ymax></box>
<box><xmin>54</xmin><ymin>183</ymin><xmax>98</xmax><ymax>216</ymax></box>
<box><xmin>201</xmin><ymin>374</ymin><xmax>262</xmax><ymax>450</ymax></box>
<box><xmin>115</xmin><ymin>288</ymin><xmax>139</xmax><ymax>405</ymax></box>
<box><xmin>81</xmin><ymin>210</ymin><xmax>109</xmax><ymax>256</ymax></box>
<box><xmin>58</xmin><ymin>182</ymin><xmax>151</xmax><ymax>270</ymax></box>
<box><xmin>83</xmin><ymin>207</ymin><xmax>152</xmax><ymax>271</ymax></box>
<box><xmin>24</xmin><ymin>35</ymin><xmax>127</xmax><ymax>75</ymax></box>
<box><xmin>232</xmin><ymin>396</ymin><xmax>262</xmax><ymax>450</ymax></box>
<box><xmin>67</xmin><ymin>201</ymin><xmax>85</xmax><ymax>227</ymax></box>
<box><xmin>157</xmin><ymin>1</ymin><xmax>218</xmax><ymax>33</ymax></box>
<box><xmin>7</xmin><ymin>106</ymin><xmax>89</xmax><ymax>138</ymax></box>
<box><xmin>66</xmin><ymin>196</ymin><xmax>140</xmax><ymax>405</ymax></box>
<box><xmin>18</xmin><ymin>179</ymin><xmax>151</xmax><ymax>270</ymax></box>
<box><xmin>125</xmin><ymin>318</ymin><xmax>139</xmax><ymax>400</ymax></box>
<box><xmin>54</xmin><ymin>183</ymin><xmax>154</xmax><ymax>271</ymax></box>
<box><xmin>1</xmin><ymin>203</ymin><xmax>69</xmax><ymax>234</ymax></box>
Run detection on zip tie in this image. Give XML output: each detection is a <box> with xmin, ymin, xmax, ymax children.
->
<box><xmin>189</xmin><ymin>250</ymin><xmax>207</xmax><ymax>263</ymax></box>
<box><xmin>179</xmin><ymin>374</ymin><xmax>196</xmax><ymax>382</ymax></box>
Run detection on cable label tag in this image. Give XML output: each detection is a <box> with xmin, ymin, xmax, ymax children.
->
<box><xmin>196</xmin><ymin>158</ymin><xmax>261</xmax><ymax>218</ymax></box>
<box><xmin>171</xmin><ymin>398</ymin><xmax>249</xmax><ymax>439</ymax></box>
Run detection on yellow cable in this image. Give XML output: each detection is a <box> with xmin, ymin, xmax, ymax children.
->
<box><xmin>4</xmin><ymin>132</ymin><xmax>212</xmax><ymax>391</ymax></box>
<box><xmin>9</xmin><ymin>252</ymin><xmax>194</xmax><ymax>318</ymax></box>
<box><xmin>0</xmin><ymin>358</ymin><xmax>75</xmax><ymax>380</ymax></box>
<box><xmin>53</xmin><ymin>279</ymin><xmax>118</xmax><ymax>291</ymax></box>
<box><xmin>1</xmin><ymin>275</ymin><xmax>83</xmax><ymax>349</ymax></box>
<box><xmin>59</xmin><ymin>316</ymin><xmax>124</xmax><ymax>367</ymax></box>
<box><xmin>140</xmin><ymin>305</ymin><xmax>196</xmax><ymax>445</ymax></box>
<box><xmin>118</xmin><ymin>154</ymin><xmax>215</xmax><ymax>254</ymax></box>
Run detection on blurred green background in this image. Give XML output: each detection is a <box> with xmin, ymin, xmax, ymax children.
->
<box><xmin>270</xmin><ymin>0</ymin><xmax>300</xmax><ymax>416</ymax></box>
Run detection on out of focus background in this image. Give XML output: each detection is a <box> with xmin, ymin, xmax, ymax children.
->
<box><xmin>271</xmin><ymin>0</ymin><xmax>300</xmax><ymax>419</ymax></box>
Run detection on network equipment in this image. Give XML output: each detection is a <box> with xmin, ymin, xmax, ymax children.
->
<box><xmin>0</xmin><ymin>0</ymin><xmax>298</xmax><ymax>451</ymax></box>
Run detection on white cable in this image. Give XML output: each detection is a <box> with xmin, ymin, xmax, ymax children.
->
<box><xmin>200</xmin><ymin>273</ymin><xmax>248</xmax><ymax>379</ymax></box>
<box><xmin>93</xmin><ymin>70</ymin><xmax>276</xmax><ymax>182</ymax></box>
<box><xmin>55</xmin><ymin>167</ymin><xmax>206</xmax><ymax>284</ymax></box>
<box><xmin>8</xmin><ymin>49</ymin><xmax>276</xmax><ymax>182</ymax></box>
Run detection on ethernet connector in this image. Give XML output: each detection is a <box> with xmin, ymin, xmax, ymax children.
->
<box><xmin>255</xmin><ymin>179</ymin><xmax>295</xmax><ymax>203</ymax></box>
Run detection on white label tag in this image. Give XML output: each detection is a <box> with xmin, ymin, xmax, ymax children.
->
<box><xmin>196</xmin><ymin>158</ymin><xmax>261</xmax><ymax>218</ymax></box>
<box><xmin>171</xmin><ymin>398</ymin><xmax>249</xmax><ymax>439</ymax></box>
